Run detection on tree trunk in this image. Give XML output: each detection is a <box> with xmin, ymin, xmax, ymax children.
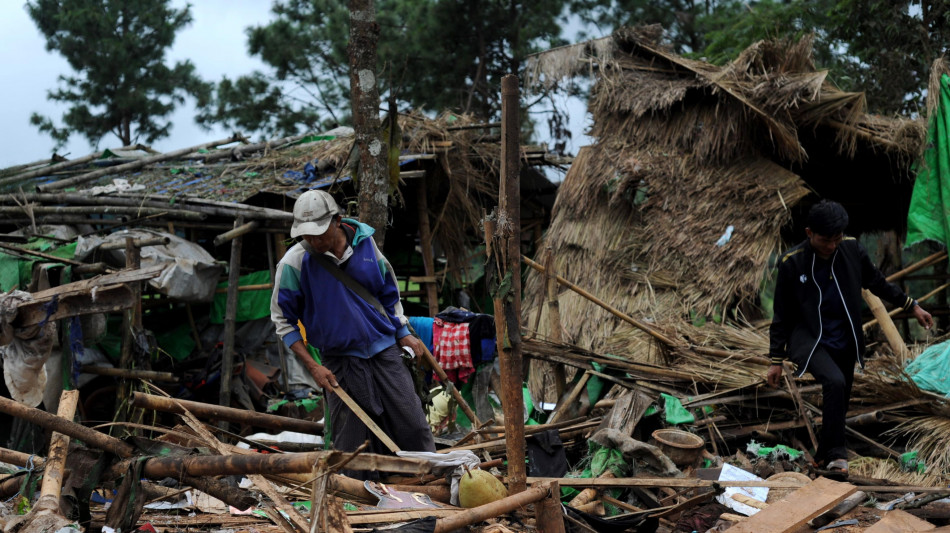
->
<box><xmin>348</xmin><ymin>0</ymin><xmax>388</xmax><ymax>246</ymax></box>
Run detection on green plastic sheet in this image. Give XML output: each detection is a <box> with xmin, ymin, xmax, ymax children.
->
<box><xmin>210</xmin><ymin>270</ymin><xmax>273</xmax><ymax>324</ymax></box>
<box><xmin>907</xmin><ymin>73</ymin><xmax>950</xmax><ymax>248</ymax></box>
<box><xmin>905</xmin><ymin>339</ymin><xmax>950</xmax><ymax>395</ymax></box>
<box><xmin>661</xmin><ymin>393</ymin><xmax>695</xmax><ymax>425</ymax></box>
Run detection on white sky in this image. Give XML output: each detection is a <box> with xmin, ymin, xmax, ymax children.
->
<box><xmin>0</xmin><ymin>1</ymin><xmax>591</xmax><ymax>169</ymax></box>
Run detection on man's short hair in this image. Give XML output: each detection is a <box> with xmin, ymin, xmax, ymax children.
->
<box><xmin>807</xmin><ymin>200</ymin><xmax>849</xmax><ymax>236</ymax></box>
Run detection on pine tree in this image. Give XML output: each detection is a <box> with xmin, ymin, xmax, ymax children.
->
<box><xmin>27</xmin><ymin>0</ymin><xmax>212</xmax><ymax>149</ymax></box>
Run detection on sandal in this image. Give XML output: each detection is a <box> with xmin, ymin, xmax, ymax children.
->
<box><xmin>827</xmin><ymin>458</ymin><xmax>849</xmax><ymax>473</ymax></box>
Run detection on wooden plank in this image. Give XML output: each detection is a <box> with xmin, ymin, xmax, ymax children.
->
<box><xmin>725</xmin><ymin>477</ymin><xmax>856</xmax><ymax>533</ymax></box>
<box><xmin>15</xmin><ymin>284</ymin><xmax>134</xmax><ymax>326</ymax></box>
<box><xmin>347</xmin><ymin>508</ymin><xmax>464</xmax><ymax>524</ymax></box>
<box><xmin>865</xmin><ymin>510</ymin><xmax>936</xmax><ymax>533</ymax></box>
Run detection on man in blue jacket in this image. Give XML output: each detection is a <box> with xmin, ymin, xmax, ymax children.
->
<box><xmin>270</xmin><ymin>190</ymin><xmax>435</xmax><ymax>462</ymax></box>
<box><xmin>767</xmin><ymin>200</ymin><xmax>932</xmax><ymax>474</ymax></box>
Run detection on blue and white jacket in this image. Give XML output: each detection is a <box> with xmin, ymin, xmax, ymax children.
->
<box><xmin>270</xmin><ymin>219</ymin><xmax>410</xmax><ymax>358</ymax></box>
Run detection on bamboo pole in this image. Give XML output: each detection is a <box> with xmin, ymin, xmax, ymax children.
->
<box><xmin>863</xmin><ymin>283</ymin><xmax>947</xmax><ymax>330</ymax></box>
<box><xmin>884</xmin><ymin>251</ymin><xmax>948</xmax><ymax>282</ymax></box>
<box><xmin>37</xmin><ymin>135</ymin><xmax>243</xmax><ymax>192</ymax></box>
<box><xmin>98</xmin><ymin>236</ymin><xmax>169</xmax><ymax>251</ymax></box>
<box><xmin>544</xmin><ymin>247</ymin><xmax>567</xmax><ymax>399</ymax></box>
<box><xmin>82</xmin><ymin>366</ymin><xmax>178</xmax><ymax>382</ymax></box>
<box><xmin>220</xmin><ymin>216</ymin><xmax>244</xmax><ymax>416</ymax></box>
<box><xmin>0</xmin><ymin>205</ymin><xmax>206</xmax><ymax>220</ymax></box>
<box><xmin>522</xmin><ymin>255</ymin><xmax>679</xmax><ymax>347</ymax></box>
<box><xmin>0</xmin><ymin>193</ymin><xmax>293</xmax><ymax>221</ymax></box>
<box><xmin>0</xmin><ymin>395</ymin><xmax>136</xmax><ymax>457</ymax></box>
<box><xmin>130</xmin><ymin>391</ymin><xmax>324</xmax><ymax>433</ymax></box>
<box><xmin>37</xmin><ymin>390</ymin><xmax>79</xmax><ymax>507</ymax></box>
<box><xmin>862</xmin><ymin>289</ymin><xmax>908</xmax><ymax>361</ymax></box>
<box><xmin>0</xmin><ymin>151</ymin><xmax>104</xmax><ymax>187</ymax></box>
<box><xmin>494</xmin><ymin>74</ymin><xmax>526</xmax><ymax>495</ymax></box>
<box><xmin>433</xmin><ymin>483</ymin><xmax>552</xmax><ymax>533</ymax></box>
<box><xmin>548</xmin><ymin>371</ymin><xmax>591</xmax><ymax>425</ymax></box>
<box><xmin>214</xmin><ymin>220</ymin><xmax>260</xmax><ymax>247</ymax></box>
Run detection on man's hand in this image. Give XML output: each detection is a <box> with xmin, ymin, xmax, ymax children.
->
<box><xmin>398</xmin><ymin>335</ymin><xmax>425</xmax><ymax>358</ymax></box>
<box><xmin>913</xmin><ymin>304</ymin><xmax>934</xmax><ymax>330</ymax></box>
<box><xmin>767</xmin><ymin>364</ymin><xmax>784</xmax><ymax>388</ymax></box>
<box><xmin>307</xmin><ymin>362</ymin><xmax>339</xmax><ymax>391</ymax></box>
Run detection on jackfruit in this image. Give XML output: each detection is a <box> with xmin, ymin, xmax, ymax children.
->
<box><xmin>458</xmin><ymin>468</ymin><xmax>508</xmax><ymax>508</ymax></box>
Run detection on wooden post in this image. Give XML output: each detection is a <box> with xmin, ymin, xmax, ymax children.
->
<box><xmin>490</xmin><ymin>74</ymin><xmax>526</xmax><ymax>495</ymax></box>
<box><xmin>116</xmin><ymin>236</ymin><xmax>142</xmax><ymax>424</ymax></box>
<box><xmin>220</xmin><ymin>216</ymin><xmax>245</xmax><ymax>415</ymax></box>
<box><xmin>544</xmin><ymin>247</ymin><xmax>567</xmax><ymax>400</ymax></box>
<box><xmin>416</xmin><ymin>176</ymin><xmax>439</xmax><ymax>316</ymax></box>
<box><xmin>433</xmin><ymin>483</ymin><xmax>552</xmax><ymax>533</ymax></box>
<box><xmin>267</xmin><ymin>232</ymin><xmax>290</xmax><ymax>392</ymax></box>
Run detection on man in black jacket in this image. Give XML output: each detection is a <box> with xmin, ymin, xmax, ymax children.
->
<box><xmin>767</xmin><ymin>200</ymin><xmax>933</xmax><ymax>473</ymax></box>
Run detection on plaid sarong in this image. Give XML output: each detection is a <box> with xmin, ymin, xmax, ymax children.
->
<box><xmin>432</xmin><ymin>318</ymin><xmax>475</xmax><ymax>382</ymax></box>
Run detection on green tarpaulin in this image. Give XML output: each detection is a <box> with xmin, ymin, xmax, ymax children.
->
<box><xmin>210</xmin><ymin>270</ymin><xmax>273</xmax><ymax>324</ymax></box>
<box><xmin>907</xmin><ymin>73</ymin><xmax>950</xmax><ymax>248</ymax></box>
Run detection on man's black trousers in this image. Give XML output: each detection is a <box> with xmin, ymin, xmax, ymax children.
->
<box><xmin>804</xmin><ymin>344</ymin><xmax>855</xmax><ymax>463</ymax></box>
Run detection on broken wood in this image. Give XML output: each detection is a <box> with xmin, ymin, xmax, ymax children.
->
<box><xmin>536</xmin><ymin>480</ymin><xmax>566</xmax><ymax>533</ymax></box>
<box><xmin>130</xmin><ymin>391</ymin><xmax>324</xmax><ymax>433</ymax></box>
<box><xmin>548</xmin><ymin>371</ymin><xmax>591</xmax><ymax>424</ymax></box>
<box><xmin>725</xmin><ymin>477</ymin><xmax>856</xmax><ymax>533</ymax></box>
<box><xmin>865</xmin><ymin>509</ymin><xmax>936</xmax><ymax>533</ymax></box>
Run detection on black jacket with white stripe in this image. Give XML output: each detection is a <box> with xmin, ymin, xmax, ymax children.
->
<box><xmin>768</xmin><ymin>236</ymin><xmax>915</xmax><ymax>375</ymax></box>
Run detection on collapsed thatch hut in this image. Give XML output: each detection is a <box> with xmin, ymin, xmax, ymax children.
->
<box><xmin>524</xmin><ymin>27</ymin><xmax>927</xmax><ymax>363</ymax></box>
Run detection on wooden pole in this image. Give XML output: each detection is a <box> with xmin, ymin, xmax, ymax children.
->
<box><xmin>131</xmin><ymin>392</ymin><xmax>323</xmax><ymax>433</ymax></box>
<box><xmin>331</xmin><ymin>385</ymin><xmax>400</xmax><ymax>453</ymax></box>
<box><xmin>37</xmin><ymin>135</ymin><xmax>243</xmax><ymax>192</ymax></box>
<box><xmin>493</xmin><ymin>74</ymin><xmax>526</xmax><ymax>495</ymax></box>
<box><xmin>416</xmin><ymin>342</ymin><xmax>481</xmax><ymax>427</ymax></box>
<box><xmin>116</xmin><ymin>236</ymin><xmax>142</xmax><ymax>424</ymax></box>
<box><xmin>544</xmin><ymin>247</ymin><xmax>567</xmax><ymax>399</ymax></box>
<box><xmin>416</xmin><ymin>176</ymin><xmax>439</xmax><ymax>317</ymax></box>
<box><xmin>220</xmin><ymin>216</ymin><xmax>244</xmax><ymax>416</ymax></box>
<box><xmin>863</xmin><ymin>282</ymin><xmax>948</xmax><ymax>330</ymax></box>
<box><xmin>433</xmin><ymin>483</ymin><xmax>552</xmax><ymax>533</ymax></box>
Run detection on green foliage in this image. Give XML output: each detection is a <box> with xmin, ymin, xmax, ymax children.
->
<box><xmin>26</xmin><ymin>0</ymin><xmax>212</xmax><ymax>149</ymax></box>
<box><xmin>199</xmin><ymin>0</ymin><xmax>570</xmax><ymax>138</ymax></box>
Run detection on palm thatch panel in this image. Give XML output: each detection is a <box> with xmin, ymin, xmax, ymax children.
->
<box><xmin>525</xmin><ymin>29</ymin><xmax>924</xmax><ymax>375</ymax></box>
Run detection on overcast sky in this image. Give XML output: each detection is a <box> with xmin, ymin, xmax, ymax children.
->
<box><xmin>0</xmin><ymin>1</ymin><xmax>591</xmax><ymax>169</ymax></box>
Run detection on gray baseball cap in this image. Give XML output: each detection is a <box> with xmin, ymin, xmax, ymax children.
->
<box><xmin>291</xmin><ymin>190</ymin><xmax>341</xmax><ymax>238</ymax></box>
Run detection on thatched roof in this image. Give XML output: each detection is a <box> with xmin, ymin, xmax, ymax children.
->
<box><xmin>523</xmin><ymin>28</ymin><xmax>927</xmax><ymax>358</ymax></box>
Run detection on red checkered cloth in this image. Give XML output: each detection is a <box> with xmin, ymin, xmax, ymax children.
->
<box><xmin>432</xmin><ymin>318</ymin><xmax>475</xmax><ymax>383</ymax></box>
